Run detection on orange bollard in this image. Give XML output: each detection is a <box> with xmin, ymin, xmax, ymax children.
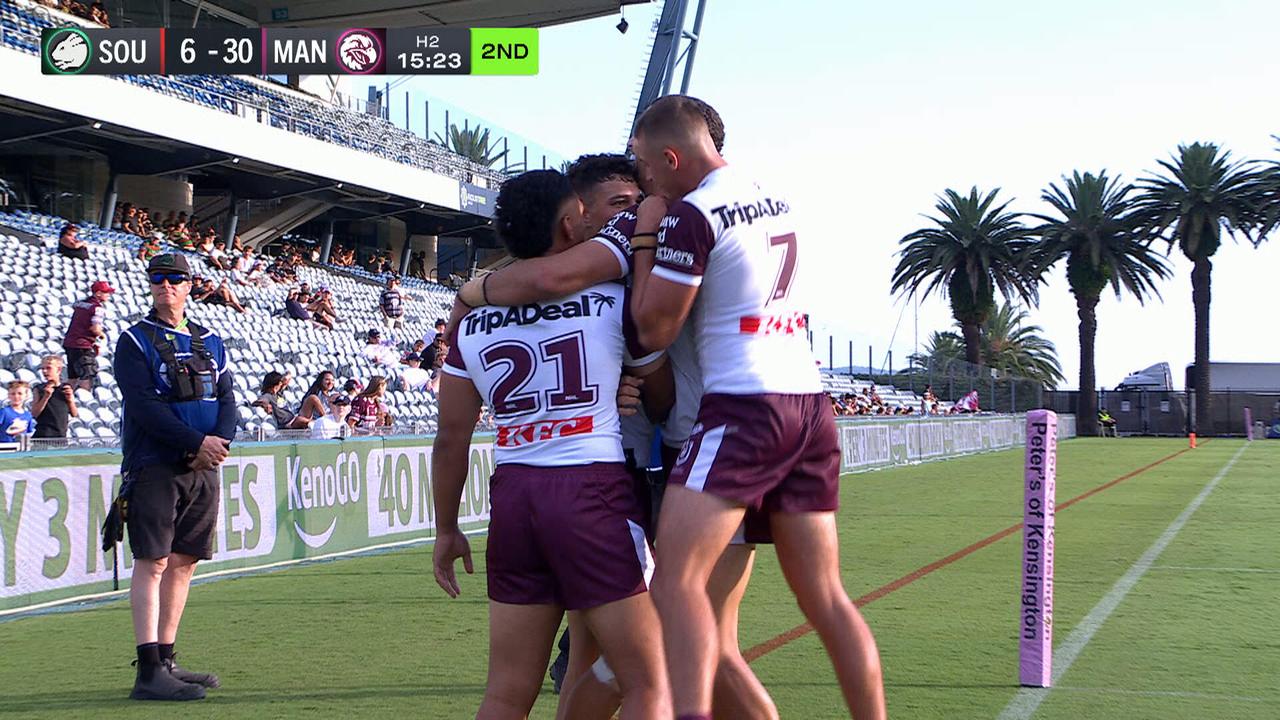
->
<box><xmin>1189</xmin><ymin>432</ymin><xmax>1197</xmax><ymax>449</ymax></box>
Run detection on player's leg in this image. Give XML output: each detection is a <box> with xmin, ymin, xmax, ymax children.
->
<box><xmin>479</xmin><ymin>601</ymin><xmax>563</xmax><ymax>720</ymax></box>
<box><xmin>579</xmin><ymin>591</ymin><xmax>671</xmax><ymax>720</ymax></box>
<box><xmin>650</xmin><ymin>486</ymin><xmax>745</xmax><ymax>717</ymax></box>
<box><xmin>771</xmin><ymin>511</ymin><xmax>885</xmax><ymax>720</ymax></box>
<box><xmin>555</xmin><ymin>612</ymin><xmax>621</xmax><ymax>720</ymax></box>
<box><xmin>708</xmin><ymin>544</ymin><xmax>777</xmax><ymax>720</ymax></box>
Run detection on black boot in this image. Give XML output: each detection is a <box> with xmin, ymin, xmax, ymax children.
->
<box><xmin>130</xmin><ymin>660</ymin><xmax>206</xmax><ymax>701</ymax></box>
<box><xmin>549</xmin><ymin>627</ymin><xmax>571</xmax><ymax>694</ymax></box>
<box><xmin>163</xmin><ymin>654</ymin><xmax>221</xmax><ymax>689</ymax></box>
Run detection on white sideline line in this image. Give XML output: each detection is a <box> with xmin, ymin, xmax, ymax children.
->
<box><xmin>996</xmin><ymin>444</ymin><xmax>1249</xmax><ymax>720</ymax></box>
<box><xmin>1152</xmin><ymin>566</ymin><xmax>1280</xmax><ymax>575</ymax></box>
<box><xmin>1055</xmin><ymin>686</ymin><xmax>1266</xmax><ymax>703</ymax></box>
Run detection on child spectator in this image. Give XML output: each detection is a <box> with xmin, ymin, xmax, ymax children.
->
<box><xmin>31</xmin><ymin>355</ymin><xmax>77</xmax><ymax>439</ymax></box>
<box><xmin>1</xmin><ymin>381</ymin><xmax>35</xmax><ymax>439</ymax></box>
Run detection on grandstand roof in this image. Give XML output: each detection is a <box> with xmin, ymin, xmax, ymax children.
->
<box><xmin>179</xmin><ymin>0</ymin><xmax>649</xmax><ymax>28</ymax></box>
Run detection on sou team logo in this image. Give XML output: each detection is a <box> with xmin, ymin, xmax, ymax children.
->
<box><xmin>46</xmin><ymin>28</ymin><xmax>91</xmax><ymax>74</ymax></box>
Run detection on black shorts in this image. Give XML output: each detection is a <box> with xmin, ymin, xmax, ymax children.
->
<box><xmin>125</xmin><ymin>465</ymin><xmax>220</xmax><ymax>561</ymax></box>
<box><xmin>65</xmin><ymin>347</ymin><xmax>97</xmax><ymax>381</ymax></box>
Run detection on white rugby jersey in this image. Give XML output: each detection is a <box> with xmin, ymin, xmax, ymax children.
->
<box><xmin>444</xmin><ymin>282</ymin><xmax>660</xmax><ymax>467</ymax></box>
<box><xmin>653</xmin><ymin>166</ymin><xmax>822</xmax><ymax>395</ymax></box>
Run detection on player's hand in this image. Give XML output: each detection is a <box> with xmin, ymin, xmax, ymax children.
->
<box><xmin>635</xmin><ymin>195</ymin><xmax>669</xmax><ymax>234</ymax></box>
<box><xmin>433</xmin><ymin>529</ymin><xmax>474</xmax><ymax>598</ymax></box>
<box><xmin>191</xmin><ymin>435</ymin><xmax>230</xmax><ymax>470</ymax></box>
<box><xmin>617</xmin><ymin>375</ymin><xmax>644</xmax><ymax>416</ymax></box>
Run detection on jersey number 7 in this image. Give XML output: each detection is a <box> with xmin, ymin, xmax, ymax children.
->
<box><xmin>769</xmin><ymin>233</ymin><xmax>798</xmax><ymax>302</ymax></box>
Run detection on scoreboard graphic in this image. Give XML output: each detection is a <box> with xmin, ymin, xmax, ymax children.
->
<box><xmin>41</xmin><ymin>27</ymin><xmax>537</xmax><ymax>76</ymax></box>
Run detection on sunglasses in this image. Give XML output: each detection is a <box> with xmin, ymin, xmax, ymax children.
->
<box><xmin>149</xmin><ymin>273</ymin><xmax>190</xmax><ymax>285</ymax></box>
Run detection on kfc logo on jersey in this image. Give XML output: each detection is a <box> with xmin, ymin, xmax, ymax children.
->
<box><xmin>497</xmin><ymin>415</ymin><xmax>595</xmax><ymax>447</ymax></box>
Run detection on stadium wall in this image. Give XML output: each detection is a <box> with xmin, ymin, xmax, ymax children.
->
<box><xmin>0</xmin><ymin>413</ymin><xmax>1076</xmax><ymax>614</ymax></box>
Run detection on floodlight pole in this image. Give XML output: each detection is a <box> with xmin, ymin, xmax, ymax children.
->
<box><xmin>629</xmin><ymin>0</ymin><xmax>710</xmax><ymax>139</ymax></box>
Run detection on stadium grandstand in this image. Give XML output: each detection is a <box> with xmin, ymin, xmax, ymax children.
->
<box><xmin>0</xmin><ymin>0</ymin><xmax>940</xmax><ymax>454</ymax></box>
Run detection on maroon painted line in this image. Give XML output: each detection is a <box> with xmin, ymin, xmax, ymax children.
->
<box><xmin>742</xmin><ymin>443</ymin><xmax>1199</xmax><ymax>663</ymax></box>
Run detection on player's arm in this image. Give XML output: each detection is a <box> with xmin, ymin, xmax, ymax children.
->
<box><xmin>457</xmin><ymin>240</ymin><xmax>626</xmax><ymax>309</ymax></box>
<box><xmin>626</xmin><ymin>355</ymin><xmax>675</xmax><ymax>424</ymax></box>
<box><xmin>630</xmin><ymin>197</ymin><xmax>703</xmax><ymax>352</ymax></box>
<box><xmin>431</xmin><ymin>338</ymin><xmax>478</xmax><ymax>597</ymax></box>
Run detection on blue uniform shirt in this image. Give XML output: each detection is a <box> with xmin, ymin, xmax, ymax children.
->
<box><xmin>115</xmin><ymin>315</ymin><xmax>236</xmax><ymax>473</ymax></box>
<box><xmin>0</xmin><ymin>406</ymin><xmax>35</xmax><ymax>437</ymax></box>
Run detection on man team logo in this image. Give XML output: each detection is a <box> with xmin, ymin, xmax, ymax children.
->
<box><xmin>336</xmin><ymin>29</ymin><xmax>382</xmax><ymax>74</ymax></box>
<box><xmin>44</xmin><ymin>28</ymin><xmax>92</xmax><ymax>75</ymax></box>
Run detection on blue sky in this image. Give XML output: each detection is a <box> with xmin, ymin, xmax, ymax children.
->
<box><xmin>376</xmin><ymin>0</ymin><xmax>1280</xmax><ymax>389</ymax></box>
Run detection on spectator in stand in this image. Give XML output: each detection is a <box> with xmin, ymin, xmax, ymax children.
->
<box><xmin>342</xmin><ymin>378</ymin><xmax>362</xmax><ymax>402</ymax></box>
<box><xmin>199</xmin><ymin>279</ymin><xmax>247</xmax><ymax>313</ymax></box>
<box><xmin>398</xmin><ymin>353</ymin><xmax>431</xmax><ymax>391</ymax></box>
<box><xmin>1</xmin><ymin>381</ymin><xmax>34</xmax><ymax>440</ymax></box>
<box><xmin>350</xmin><ymin>376</ymin><xmax>391</xmax><ymax>433</ymax></box>
<box><xmin>57</xmin><ymin>223</ymin><xmax>89</xmax><ymax>260</ymax></box>
<box><xmin>253</xmin><ymin>371</ymin><xmax>311</xmax><ymax>430</ymax></box>
<box><xmin>1098</xmin><ymin>408</ymin><xmax>1118</xmax><ymax>437</ymax></box>
<box><xmin>311</xmin><ymin>394</ymin><xmax>351</xmax><ymax>439</ymax></box>
<box><xmin>403</xmin><ymin>339</ymin><xmax>427</xmax><ymax>364</ymax></box>
<box><xmin>922</xmin><ymin>384</ymin><xmax>937</xmax><ymax>414</ymax></box>
<box><xmin>161</xmin><ymin>210</ymin><xmax>176</xmax><ymax>231</ymax></box>
<box><xmin>89</xmin><ymin>2</ymin><xmax>111</xmax><ymax>26</ymax></box>
<box><xmin>62</xmin><ymin>280</ymin><xmax>113</xmax><ymax>389</ymax></box>
<box><xmin>137</xmin><ymin>209</ymin><xmax>155</xmax><ymax>237</ymax></box>
<box><xmin>31</xmin><ymin>355</ymin><xmax>77</xmax><ymax>439</ymax></box>
<box><xmin>188</xmin><ymin>276</ymin><xmax>212</xmax><ymax>303</ymax></box>
<box><xmin>137</xmin><ymin>232</ymin><xmax>164</xmax><ymax>262</ymax></box>
<box><xmin>284</xmin><ymin>288</ymin><xmax>314</xmax><ymax>323</ymax></box>
<box><xmin>121</xmin><ymin>205</ymin><xmax>142</xmax><ymax>235</ymax></box>
<box><xmin>167</xmin><ymin>220</ymin><xmax>192</xmax><ymax>250</ymax></box>
<box><xmin>378</xmin><ymin>276</ymin><xmax>405</xmax><ymax>332</ymax></box>
<box><xmin>307</xmin><ymin>286</ymin><xmax>338</xmax><ymax>329</ymax></box>
<box><xmin>297</xmin><ymin>371</ymin><xmax>337</xmax><ymax>422</ymax></box>
<box><xmin>955</xmin><ymin>390</ymin><xmax>980</xmax><ymax>413</ymax></box>
<box><xmin>360</xmin><ymin>329</ymin><xmax>399</xmax><ymax>366</ymax></box>
<box><xmin>409</xmin><ymin>250</ymin><xmax>427</xmax><ymax>279</ymax></box>
<box><xmin>422</xmin><ymin>318</ymin><xmax>446</xmax><ymax>348</ymax></box>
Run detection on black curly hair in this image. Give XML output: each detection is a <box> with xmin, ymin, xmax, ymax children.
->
<box><xmin>566</xmin><ymin>154</ymin><xmax>639</xmax><ymax>196</ymax></box>
<box><xmin>686</xmin><ymin>96</ymin><xmax>725</xmax><ymax>153</ymax></box>
<box><xmin>493</xmin><ymin>170</ymin><xmax>576</xmax><ymax>259</ymax></box>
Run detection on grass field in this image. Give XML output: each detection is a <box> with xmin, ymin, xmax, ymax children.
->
<box><xmin>1</xmin><ymin>438</ymin><xmax>1277</xmax><ymax>719</ymax></box>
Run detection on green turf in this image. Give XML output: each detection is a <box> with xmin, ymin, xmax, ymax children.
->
<box><xmin>1</xmin><ymin>438</ymin><xmax>1276</xmax><ymax>719</ymax></box>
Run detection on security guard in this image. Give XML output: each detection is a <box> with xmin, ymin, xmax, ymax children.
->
<box><xmin>114</xmin><ymin>253</ymin><xmax>235</xmax><ymax>701</ymax></box>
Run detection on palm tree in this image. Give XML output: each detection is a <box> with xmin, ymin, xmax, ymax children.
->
<box><xmin>433</xmin><ymin>124</ymin><xmax>509</xmax><ymax>168</ymax></box>
<box><xmin>1133</xmin><ymin>143</ymin><xmax>1270</xmax><ymax>434</ymax></box>
<box><xmin>892</xmin><ymin>187</ymin><xmax>1039</xmax><ymax>367</ymax></box>
<box><xmin>909</xmin><ymin>331</ymin><xmax>965</xmax><ymax>373</ymax></box>
<box><xmin>981</xmin><ymin>301</ymin><xmax>1066</xmax><ymax>388</ymax></box>
<box><xmin>1030</xmin><ymin>171</ymin><xmax>1171</xmax><ymax>435</ymax></box>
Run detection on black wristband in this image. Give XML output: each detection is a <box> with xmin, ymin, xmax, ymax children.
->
<box><xmin>631</xmin><ymin>246</ymin><xmax>657</xmax><ymax>253</ymax></box>
<box><xmin>481</xmin><ymin>274</ymin><xmax>492</xmax><ymax>305</ymax></box>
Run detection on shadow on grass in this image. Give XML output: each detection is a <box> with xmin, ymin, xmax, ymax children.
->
<box><xmin>0</xmin><ymin>683</ymin><xmax>493</xmax><ymax>714</ymax></box>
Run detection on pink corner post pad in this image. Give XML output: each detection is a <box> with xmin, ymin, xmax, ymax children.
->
<box><xmin>1020</xmin><ymin>410</ymin><xmax>1057</xmax><ymax>687</ymax></box>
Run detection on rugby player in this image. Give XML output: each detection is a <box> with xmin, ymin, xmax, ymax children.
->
<box><xmin>431</xmin><ymin>169</ymin><xmax>672</xmax><ymax>720</ymax></box>
<box><xmin>455</xmin><ymin>121</ymin><xmax>778</xmax><ymax>719</ymax></box>
<box><xmin>627</xmin><ymin>95</ymin><xmax>887</xmax><ymax>720</ymax></box>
